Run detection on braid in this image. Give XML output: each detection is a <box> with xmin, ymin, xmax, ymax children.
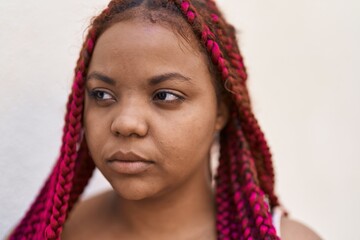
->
<box><xmin>10</xmin><ymin>1</ymin><xmax>282</xmax><ymax>239</ymax></box>
<box><xmin>229</xmin><ymin>109</ymin><xmax>277</xmax><ymax>238</ymax></box>
<box><xmin>172</xmin><ymin>0</ymin><xmax>280</xmax><ymax>238</ymax></box>
<box><xmin>68</xmin><ymin>140</ymin><xmax>95</xmax><ymax>213</ymax></box>
<box><xmin>204</xmin><ymin>0</ymin><xmax>279</xmax><ymax>208</ymax></box>
<box><xmin>205</xmin><ymin>0</ymin><xmax>248</xmax><ymax>81</ymax></box>
<box><xmin>10</xmin><ymin>7</ymin><xmax>105</xmax><ymax>239</ymax></box>
<box><xmin>43</xmin><ymin>30</ymin><xmax>96</xmax><ymax>238</ymax></box>
<box><xmin>215</xmin><ymin>128</ymin><xmax>233</xmax><ymax>239</ymax></box>
<box><xmin>10</xmin><ymin>94</ymin><xmax>74</xmax><ymax>239</ymax></box>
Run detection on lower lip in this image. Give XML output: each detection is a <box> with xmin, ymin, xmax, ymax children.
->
<box><xmin>107</xmin><ymin>160</ymin><xmax>153</xmax><ymax>174</ymax></box>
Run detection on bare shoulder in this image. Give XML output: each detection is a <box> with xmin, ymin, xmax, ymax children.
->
<box><xmin>280</xmin><ymin>217</ymin><xmax>322</xmax><ymax>240</ymax></box>
<box><xmin>61</xmin><ymin>190</ymin><xmax>114</xmax><ymax>239</ymax></box>
<box><xmin>5</xmin><ymin>191</ymin><xmax>115</xmax><ymax>240</ymax></box>
<box><xmin>68</xmin><ymin>190</ymin><xmax>113</xmax><ymax>218</ymax></box>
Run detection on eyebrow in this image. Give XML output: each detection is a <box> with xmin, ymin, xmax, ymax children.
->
<box><xmin>86</xmin><ymin>71</ymin><xmax>192</xmax><ymax>86</ymax></box>
<box><xmin>148</xmin><ymin>72</ymin><xmax>192</xmax><ymax>85</ymax></box>
<box><xmin>87</xmin><ymin>72</ymin><xmax>116</xmax><ymax>86</ymax></box>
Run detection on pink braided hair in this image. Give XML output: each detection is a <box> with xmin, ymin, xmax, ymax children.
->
<box><xmin>9</xmin><ymin>1</ymin><xmax>282</xmax><ymax>239</ymax></box>
<box><xmin>173</xmin><ymin>2</ymin><xmax>280</xmax><ymax>237</ymax></box>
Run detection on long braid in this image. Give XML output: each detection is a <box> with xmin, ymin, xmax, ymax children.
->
<box><xmin>10</xmin><ymin>9</ymin><xmax>103</xmax><ymax>240</ymax></box>
<box><xmin>201</xmin><ymin>0</ymin><xmax>278</xmax><ymax>206</ymax></box>
<box><xmin>205</xmin><ymin>0</ymin><xmax>279</xmax><ymax>208</ymax></box>
<box><xmin>215</xmin><ymin>127</ymin><xmax>234</xmax><ymax>239</ymax></box>
<box><xmin>43</xmin><ymin>30</ymin><xmax>96</xmax><ymax>238</ymax></box>
<box><xmin>67</xmin><ymin>140</ymin><xmax>95</xmax><ymax>213</ymax></box>
<box><xmin>42</xmin><ymin>4</ymin><xmax>132</xmax><ymax>238</ymax></box>
<box><xmin>227</xmin><ymin>116</ymin><xmax>254</xmax><ymax>239</ymax></box>
<box><xmin>37</xmin><ymin>95</ymin><xmax>74</xmax><ymax>239</ymax></box>
<box><xmin>172</xmin><ymin>0</ymin><xmax>280</xmax><ymax>238</ymax></box>
<box><xmin>10</xmin><ymin>93</ymin><xmax>74</xmax><ymax>239</ymax></box>
<box><xmin>229</xmin><ymin>110</ymin><xmax>277</xmax><ymax>238</ymax></box>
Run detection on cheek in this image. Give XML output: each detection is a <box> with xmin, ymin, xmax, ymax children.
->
<box><xmin>83</xmin><ymin>104</ymin><xmax>110</xmax><ymax>160</ymax></box>
<box><xmin>155</xmin><ymin>104</ymin><xmax>217</xmax><ymax>173</ymax></box>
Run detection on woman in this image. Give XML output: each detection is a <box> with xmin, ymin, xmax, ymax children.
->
<box><xmin>8</xmin><ymin>0</ymin><xmax>321</xmax><ymax>239</ymax></box>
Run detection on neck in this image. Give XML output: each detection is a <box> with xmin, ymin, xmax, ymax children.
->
<box><xmin>110</xmin><ymin>172</ymin><xmax>216</xmax><ymax>239</ymax></box>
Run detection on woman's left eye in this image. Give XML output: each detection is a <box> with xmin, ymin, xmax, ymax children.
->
<box><xmin>153</xmin><ymin>91</ymin><xmax>184</xmax><ymax>103</ymax></box>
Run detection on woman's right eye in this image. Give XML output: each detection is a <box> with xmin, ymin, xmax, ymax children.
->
<box><xmin>88</xmin><ymin>89</ymin><xmax>115</xmax><ymax>102</ymax></box>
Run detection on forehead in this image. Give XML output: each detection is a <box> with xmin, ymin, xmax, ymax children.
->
<box><xmin>98</xmin><ymin>18</ymin><xmax>194</xmax><ymax>52</ymax></box>
<box><xmin>88</xmin><ymin>19</ymin><xmax>210</xmax><ymax>83</ymax></box>
<box><xmin>94</xmin><ymin>15</ymin><xmax>202</xmax><ymax>57</ymax></box>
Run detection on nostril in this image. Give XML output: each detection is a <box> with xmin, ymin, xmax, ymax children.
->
<box><xmin>112</xmin><ymin>130</ymin><xmax>145</xmax><ymax>138</ymax></box>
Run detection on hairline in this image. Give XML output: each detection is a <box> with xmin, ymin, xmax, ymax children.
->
<box><xmin>92</xmin><ymin>5</ymin><xmax>224</xmax><ymax>100</ymax></box>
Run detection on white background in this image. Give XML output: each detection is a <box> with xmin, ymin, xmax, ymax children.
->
<box><xmin>1</xmin><ymin>0</ymin><xmax>359</xmax><ymax>239</ymax></box>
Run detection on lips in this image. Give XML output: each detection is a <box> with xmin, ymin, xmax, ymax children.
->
<box><xmin>107</xmin><ymin>151</ymin><xmax>154</xmax><ymax>174</ymax></box>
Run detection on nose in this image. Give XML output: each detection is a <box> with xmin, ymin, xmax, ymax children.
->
<box><xmin>110</xmin><ymin>103</ymin><xmax>149</xmax><ymax>138</ymax></box>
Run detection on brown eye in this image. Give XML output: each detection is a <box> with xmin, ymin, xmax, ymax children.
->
<box><xmin>89</xmin><ymin>89</ymin><xmax>114</xmax><ymax>101</ymax></box>
<box><xmin>153</xmin><ymin>91</ymin><xmax>183</xmax><ymax>102</ymax></box>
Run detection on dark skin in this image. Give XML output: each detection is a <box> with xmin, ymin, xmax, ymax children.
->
<box><xmin>59</xmin><ymin>18</ymin><xmax>321</xmax><ymax>240</ymax></box>
<box><xmin>63</xmin><ymin>18</ymin><xmax>226</xmax><ymax>240</ymax></box>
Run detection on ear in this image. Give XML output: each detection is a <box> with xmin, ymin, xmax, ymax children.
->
<box><xmin>214</xmin><ymin>97</ymin><xmax>229</xmax><ymax>131</ymax></box>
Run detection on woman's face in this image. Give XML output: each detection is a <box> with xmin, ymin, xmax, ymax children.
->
<box><xmin>84</xmin><ymin>18</ymin><xmax>228</xmax><ymax>200</ymax></box>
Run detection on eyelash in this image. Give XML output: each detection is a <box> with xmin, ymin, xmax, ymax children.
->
<box><xmin>88</xmin><ymin>89</ymin><xmax>184</xmax><ymax>104</ymax></box>
<box><xmin>89</xmin><ymin>89</ymin><xmax>114</xmax><ymax>101</ymax></box>
<box><xmin>153</xmin><ymin>90</ymin><xmax>184</xmax><ymax>103</ymax></box>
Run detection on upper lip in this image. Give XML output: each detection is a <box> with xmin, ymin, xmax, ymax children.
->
<box><xmin>107</xmin><ymin>151</ymin><xmax>154</xmax><ymax>163</ymax></box>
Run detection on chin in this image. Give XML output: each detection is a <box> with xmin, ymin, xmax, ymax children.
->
<box><xmin>109</xmin><ymin>178</ymin><xmax>164</xmax><ymax>201</ymax></box>
<box><xmin>115</xmin><ymin>188</ymin><xmax>152</xmax><ymax>201</ymax></box>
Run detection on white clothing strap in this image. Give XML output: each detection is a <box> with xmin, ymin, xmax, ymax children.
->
<box><xmin>272</xmin><ymin>206</ymin><xmax>284</xmax><ymax>237</ymax></box>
